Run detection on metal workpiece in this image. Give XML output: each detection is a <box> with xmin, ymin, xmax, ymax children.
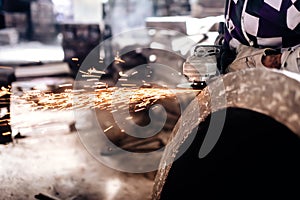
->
<box><xmin>152</xmin><ymin>68</ymin><xmax>300</xmax><ymax>199</ymax></box>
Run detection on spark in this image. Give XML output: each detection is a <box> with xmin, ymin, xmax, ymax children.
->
<box><xmin>114</xmin><ymin>51</ymin><xmax>125</xmax><ymax>64</ymax></box>
<box><xmin>134</xmin><ymin>107</ymin><xmax>146</xmax><ymax>112</ymax></box>
<box><xmin>104</xmin><ymin>125</ymin><xmax>114</xmax><ymax>133</ymax></box>
<box><xmin>1</xmin><ymin>132</ymin><xmax>11</xmax><ymax>136</ymax></box>
<box><xmin>119</xmin><ymin>71</ymin><xmax>128</xmax><ymax>77</ymax></box>
<box><xmin>59</xmin><ymin>83</ymin><xmax>73</xmax><ymax>87</ymax></box>
<box><xmin>87</xmin><ymin>79</ymin><xmax>99</xmax><ymax>82</ymax></box>
<box><xmin>120</xmin><ymin>84</ymin><xmax>137</xmax><ymax>87</ymax></box>
<box><xmin>0</xmin><ymin>87</ymin><xmax>11</xmax><ymax>97</ymax></box>
<box><xmin>6</xmin><ymin>80</ymin><xmax>201</xmax><ymax>132</ymax></box>
<box><xmin>7</xmin><ymin>55</ymin><xmax>200</xmax><ymax>130</ymax></box>
<box><xmin>82</xmin><ymin>74</ymin><xmax>101</xmax><ymax>78</ymax></box>
<box><xmin>131</xmin><ymin>71</ymin><xmax>138</xmax><ymax>76</ymax></box>
<box><xmin>13</xmin><ymin>87</ymin><xmax>199</xmax><ymax>112</ymax></box>
<box><xmin>79</xmin><ymin>70</ymin><xmax>90</xmax><ymax>75</ymax></box>
<box><xmin>87</xmin><ymin>67</ymin><xmax>106</xmax><ymax>75</ymax></box>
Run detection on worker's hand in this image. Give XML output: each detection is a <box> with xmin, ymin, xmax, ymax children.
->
<box><xmin>261</xmin><ymin>54</ymin><xmax>281</xmax><ymax>69</ymax></box>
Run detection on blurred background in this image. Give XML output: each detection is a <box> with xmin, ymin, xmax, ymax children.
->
<box><xmin>0</xmin><ymin>0</ymin><xmax>225</xmax><ymax>76</ymax></box>
<box><xmin>0</xmin><ymin>0</ymin><xmax>226</xmax><ymax>145</ymax></box>
<box><xmin>0</xmin><ymin>1</ymin><xmax>226</xmax><ymax>199</ymax></box>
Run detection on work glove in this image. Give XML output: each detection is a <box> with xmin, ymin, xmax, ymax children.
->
<box><xmin>227</xmin><ymin>44</ymin><xmax>300</xmax><ymax>74</ymax></box>
<box><xmin>281</xmin><ymin>47</ymin><xmax>300</xmax><ymax>73</ymax></box>
<box><xmin>227</xmin><ymin>44</ymin><xmax>276</xmax><ymax>72</ymax></box>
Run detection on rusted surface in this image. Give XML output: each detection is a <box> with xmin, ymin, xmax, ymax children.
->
<box><xmin>152</xmin><ymin>68</ymin><xmax>300</xmax><ymax>199</ymax></box>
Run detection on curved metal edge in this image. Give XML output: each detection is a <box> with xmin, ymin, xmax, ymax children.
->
<box><xmin>151</xmin><ymin>68</ymin><xmax>300</xmax><ymax>200</ymax></box>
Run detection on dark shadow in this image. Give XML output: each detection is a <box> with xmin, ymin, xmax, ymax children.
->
<box><xmin>160</xmin><ymin>107</ymin><xmax>300</xmax><ymax>199</ymax></box>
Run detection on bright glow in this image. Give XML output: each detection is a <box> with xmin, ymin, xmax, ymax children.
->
<box><xmin>52</xmin><ymin>0</ymin><xmax>72</xmax><ymax>6</ymax></box>
<box><xmin>33</xmin><ymin>84</ymin><xmax>49</xmax><ymax>91</ymax></box>
<box><xmin>105</xmin><ymin>178</ymin><xmax>122</xmax><ymax>200</ymax></box>
<box><xmin>149</xmin><ymin>54</ymin><xmax>157</xmax><ymax>62</ymax></box>
<box><xmin>0</xmin><ymin>43</ymin><xmax>64</xmax><ymax>64</ymax></box>
<box><xmin>73</xmin><ymin>0</ymin><xmax>102</xmax><ymax>23</ymax></box>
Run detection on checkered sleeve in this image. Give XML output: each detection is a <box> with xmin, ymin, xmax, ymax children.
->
<box><xmin>224</xmin><ymin>0</ymin><xmax>300</xmax><ymax>49</ymax></box>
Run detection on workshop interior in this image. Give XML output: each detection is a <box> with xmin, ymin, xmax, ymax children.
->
<box><xmin>1</xmin><ymin>0</ymin><xmax>300</xmax><ymax>200</ymax></box>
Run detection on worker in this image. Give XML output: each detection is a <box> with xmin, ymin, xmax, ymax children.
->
<box><xmin>219</xmin><ymin>0</ymin><xmax>300</xmax><ymax>73</ymax></box>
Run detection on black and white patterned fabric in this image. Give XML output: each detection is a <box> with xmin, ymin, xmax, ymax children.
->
<box><xmin>224</xmin><ymin>0</ymin><xmax>300</xmax><ymax>49</ymax></box>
